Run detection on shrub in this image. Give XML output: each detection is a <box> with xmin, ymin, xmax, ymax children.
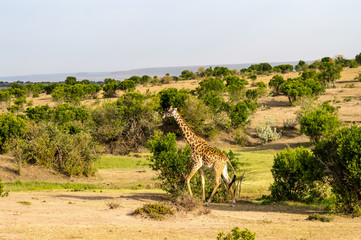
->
<box><xmin>225</xmin><ymin>75</ymin><xmax>247</xmax><ymax>101</ymax></box>
<box><xmin>181</xmin><ymin>96</ymin><xmax>218</xmax><ymax>139</ymax></box>
<box><xmin>256</xmin><ymin>119</ymin><xmax>281</xmax><ymax>143</ymax></box>
<box><xmin>306</xmin><ymin>213</ymin><xmax>333</xmax><ymax>222</ymax></box>
<box><xmin>91</xmin><ymin>92</ymin><xmax>160</xmax><ymax>154</ymax></box>
<box><xmin>217</xmin><ymin>227</ymin><xmax>256</xmax><ymax>240</ymax></box>
<box><xmin>202</xmin><ymin>91</ymin><xmax>225</xmax><ymax>113</ymax></box>
<box><xmin>118</xmin><ymin>79</ymin><xmax>136</xmax><ymax>92</ymax></box>
<box><xmin>102</xmin><ymin>78</ymin><xmax>118</xmax><ymax>98</ymax></box>
<box><xmin>0</xmin><ymin>113</ymin><xmax>27</xmax><ymax>153</ymax></box>
<box><xmin>269</xmin><ymin>147</ymin><xmax>325</xmax><ymax>202</ymax></box>
<box><xmin>229</xmin><ymin>101</ymin><xmax>250</xmax><ymax>127</ymax></box>
<box><xmin>300</xmin><ymin>103</ymin><xmax>341</xmax><ymax>143</ymax></box>
<box><xmin>196</xmin><ymin>77</ymin><xmax>225</xmax><ymax>97</ymax></box>
<box><xmin>235</xmin><ymin>130</ymin><xmax>248</xmax><ymax>146</ymax></box>
<box><xmin>147</xmin><ymin>132</ymin><xmax>192</xmax><ymax>195</ymax></box>
<box><xmin>313</xmin><ymin>126</ymin><xmax>361</xmax><ymax>216</ymax></box>
<box><xmin>158</xmin><ymin>88</ymin><xmax>189</xmax><ymax>110</ymax></box>
<box><xmin>134</xmin><ymin>203</ymin><xmax>175</xmax><ymax>220</ymax></box>
<box><xmin>14</xmin><ymin>123</ymin><xmax>102</xmax><ymax>177</ymax></box>
<box><xmin>268</xmin><ymin>75</ymin><xmax>285</xmax><ymax>95</ymax></box>
<box><xmin>213</xmin><ymin>66</ymin><xmax>232</xmax><ymax>77</ymax></box>
<box><xmin>245</xmin><ymin>89</ymin><xmax>259</xmax><ymax>101</ymax></box>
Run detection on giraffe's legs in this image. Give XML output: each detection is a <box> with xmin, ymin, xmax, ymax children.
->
<box><xmin>206</xmin><ymin>164</ymin><xmax>223</xmax><ymax>206</ymax></box>
<box><xmin>229</xmin><ymin>185</ymin><xmax>235</xmax><ymax>207</ymax></box>
<box><xmin>199</xmin><ymin>168</ymin><xmax>206</xmax><ymax>202</ymax></box>
<box><xmin>186</xmin><ymin>163</ymin><xmax>201</xmax><ymax>197</ymax></box>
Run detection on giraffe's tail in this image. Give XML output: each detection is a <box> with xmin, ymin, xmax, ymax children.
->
<box><xmin>227</xmin><ymin>160</ymin><xmax>237</xmax><ymax>189</ymax></box>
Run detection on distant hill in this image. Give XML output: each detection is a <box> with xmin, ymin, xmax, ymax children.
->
<box><xmin>0</xmin><ymin>61</ymin><xmax>301</xmax><ymax>82</ymax></box>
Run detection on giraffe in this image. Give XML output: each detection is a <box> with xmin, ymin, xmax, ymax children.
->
<box><xmin>163</xmin><ymin>106</ymin><xmax>237</xmax><ymax>206</ymax></box>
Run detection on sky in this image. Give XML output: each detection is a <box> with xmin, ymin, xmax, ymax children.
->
<box><xmin>0</xmin><ymin>0</ymin><xmax>361</xmax><ymax>76</ymax></box>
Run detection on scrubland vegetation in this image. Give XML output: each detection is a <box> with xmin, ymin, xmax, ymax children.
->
<box><xmin>1</xmin><ymin>53</ymin><xmax>361</xmax><ymax>239</ymax></box>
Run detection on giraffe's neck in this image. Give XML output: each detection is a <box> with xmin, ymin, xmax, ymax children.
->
<box><xmin>172</xmin><ymin>110</ymin><xmax>207</xmax><ymax>149</ymax></box>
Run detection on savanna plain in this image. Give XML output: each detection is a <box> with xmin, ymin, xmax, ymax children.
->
<box><xmin>1</xmin><ymin>67</ymin><xmax>361</xmax><ymax>240</ymax></box>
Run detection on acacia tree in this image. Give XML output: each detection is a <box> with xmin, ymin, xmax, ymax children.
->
<box><xmin>102</xmin><ymin>78</ymin><xmax>118</xmax><ymax>98</ymax></box>
<box><xmin>268</xmin><ymin>75</ymin><xmax>285</xmax><ymax>95</ymax></box>
<box><xmin>318</xmin><ymin>60</ymin><xmax>343</xmax><ymax>88</ymax></box>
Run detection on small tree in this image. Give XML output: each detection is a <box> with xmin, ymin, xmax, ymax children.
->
<box><xmin>300</xmin><ymin>102</ymin><xmax>341</xmax><ymax>143</ymax></box>
<box><xmin>65</xmin><ymin>76</ymin><xmax>77</xmax><ymax>85</ymax></box>
<box><xmin>268</xmin><ymin>75</ymin><xmax>284</xmax><ymax>95</ymax></box>
<box><xmin>0</xmin><ymin>113</ymin><xmax>27</xmax><ymax>153</ymax></box>
<box><xmin>196</xmin><ymin>77</ymin><xmax>225</xmax><ymax>97</ymax></box>
<box><xmin>102</xmin><ymin>78</ymin><xmax>118</xmax><ymax>98</ymax></box>
<box><xmin>313</xmin><ymin>126</ymin><xmax>361</xmax><ymax>215</ymax></box>
<box><xmin>181</xmin><ymin>70</ymin><xmax>194</xmax><ymax>80</ymax></box>
<box><xmin>147</xmin><ymin>132</ymin><xmax>192</xmax><ymax>195</ymax></box>
<box><xmin>229</xmin><ymin>101</ymin><xmax>250</xmax><ymax>127</ymax></box>
<box><xmin>118</xmin><ymin>79</ymin><xmax>136</xmax><ymax>92</ymax></box>
<box><xmin>158</xmin><ymin>88</ymin><xmax>189</xmax><ymax>110</ymax></box>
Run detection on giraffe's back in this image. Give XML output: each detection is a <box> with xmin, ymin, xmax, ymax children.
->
<box><xmin>198</xmin><ymin>144</ymin><xmax>228</xmax><ymax>169</ymax></box>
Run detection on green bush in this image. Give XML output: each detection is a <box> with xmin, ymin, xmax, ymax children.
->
<box><xmin>229</xmin><ymin>101</ymin><xmax>250</xmax><ymax>127</ymax></box>
<box><xmin>134</xmin><ymin>203</ymin><xmax>175</xmax><ymax>220</ymax></box>
<box><xmin>269</xmin><ymin>147</ymin><xmax>325</xmax><ymax>202</ymax></box>
<box><xmin>118</xmin><ymin>79</ymin><xmax>136</xmax><ymax>92</ymax></box>
<box><xmin>13</xmin><ymin>123</ymin><xmax>102</xmax><ymax>177</ymax></box>
<box><xmin>313</xmin><ymin>126</ymin><xmax>361</xmax><ymax>216</ymax></box>
<box><xmin>91</xmin><ymin>92</ymin><xmax>160</xmax><ymax>154</ymax></box>
<box><xmin>280</xmin><ymin>77</ymin><xmax>324</xmax><ymax>105</ymax></box>
<box><xmin>180</xmin><ymin>96</ymin><xmax>218</xmax><ymax>139</ymax></box>
<box><xmin>300</xmin><ymin>102</ymin><xmax>341</xmax><ymax>143</ymax></box>
<box><xmin>158</xmin><ymin>88</ymin><xmax>189</xmax><ymax>110</ymax></box>
<box><xmin>181</xmin><ymin>70</ymin><xmax>195</xmax><ymax>80</ymax></box>
<box><xmin>217</xmin><ymin>227</ymin><xmax>256</xmax><ymax>240</ymax></box>
<box><xmin>0</xmin><ymin>113</ymin><xmax>27</xmax><ymax>153</ymax></box>
<box><xmin>102</xmin><ymin>78</ymin><xmax>118</xmax><ymax>98</ymax></box>
<box><xmin>225</xmin><ymin>75</ymin><xmax>247</xmax><ymax>102</ymax></box>
<box><xmin>196</xmin><ymin>77</ymin><xmax>225</xmax><ymax>97</ymax></box>
<box><xmin>268</xmin><ymin>75</ymin><xmax>285</xmax><ymax>95</ymax></box>
<box><xmin>256</xmin><ymin>119</ymin><xmax>281</xmax><ymax>143</ymax></box>
<box><xmin>202</xmin><ymin>91</ymin><xmax>225</xmax><ymax>113</ymax></box>
<box><xmin>147</xmin><ymin>132</ymin><xmax>192</xmax><ymax>195</ymax></box>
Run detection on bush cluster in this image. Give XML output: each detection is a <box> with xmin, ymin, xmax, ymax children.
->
<box><xmin>12</xmin><ymin>123</ymin><xmax>102</xmax><ymax>177</ymax></box>
<box><xmin>269</xmin><ymin>147</ymin><xmax>325</xmax><ymax>202</ymax></box>
<box><xmin>269</xmin><ymin>125</ymin><xmax>361</xmax><ymax>216</ymax></box>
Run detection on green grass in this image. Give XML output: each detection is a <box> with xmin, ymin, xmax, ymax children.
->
<box><xmin>18</xmin><ymin>201</ymin><xmax>31</xmax><ymax>205</ymax></box>
<box><xmin>232</xmin><ymin>149</ymin><xmax>275</xmax><ymax>195</ymax></box>
<box><xmin>4</xmin><ymin>180</ymin><xmax>101</xmax><ymax>192</ymax></box>
<box><xmin>95</xmin><ymin>155</ymin><xmax>151</xmax><ymax>169</ymax></box>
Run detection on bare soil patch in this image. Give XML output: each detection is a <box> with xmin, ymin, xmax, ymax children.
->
<box><xmin>1</xmin><ymin>191</ymin><xmax>361</xmax><ymax>240</ymax></box>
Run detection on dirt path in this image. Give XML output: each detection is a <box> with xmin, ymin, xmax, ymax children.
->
<box><xmin>1</xmin><ymin>191</ymin><xmax>361</xmax><ymax>240</ymax></box>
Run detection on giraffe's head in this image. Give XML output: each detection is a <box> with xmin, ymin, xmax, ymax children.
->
<box><xmin>162</xmin><ymin>105</ymin><xmax>177</xmax><ymax>119</ymax></box>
